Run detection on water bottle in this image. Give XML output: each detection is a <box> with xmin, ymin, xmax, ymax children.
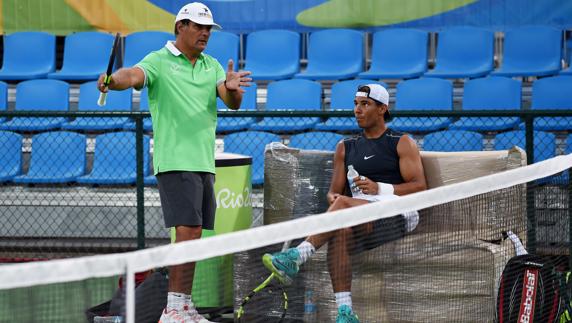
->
<box><xmin>347</xmin><ymin>165</ymin><xmax>364</xmax><ymax>197</ymax></box>
<box><xmin>303</xmin><ymin>289</ymin><xmax>318</xmax><ymax>322</ymax></box>
<box><xmin>93</xmin><ymin>316</ymin><xmax>123</xmax><ymax>323</ymax></box>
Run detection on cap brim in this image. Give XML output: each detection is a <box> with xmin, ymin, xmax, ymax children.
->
<box><xmin>190</xmin><ymin>17</ymin><xmax>222</xmax><ymax>30</ymax></box>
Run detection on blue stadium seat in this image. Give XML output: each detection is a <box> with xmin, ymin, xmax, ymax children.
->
<box><xmin>204</xmin><ymin>31</ymin><xmax>240</xmax><ymax>71</ymax></box>
<box><xmin>563</xmin><ymin>40</ymin><xmax>572</xmax><ymax>74</ymax></box>
<box><xmin>494</xmin><ymin>130</ymin><xmax>555</xmax><ymax>163</ymax></box>
<box><xmin>359</xmin><ymin>29</ymin><xmax>428</xmax><ymax>79</ymax></box>
<box><xmin>77</xmin><ymin>132</ymin><xmax>150</xmax><ymax>185</ymax></box>
<box><xmin>390</xmin><ymin>78</ymin><xmax>453</xmax><ymax>132</ymax></box>
<box><xmin>144</xmin><ymin>148</ymin><xmax>157</xmax><ymax>186</ymax></box>
<box><xmin>250</xmin><ymin>79</ymin><xmax>322</xmax><ymax>132</ymax></box>
<box><xmin>289</xmin><ymin>132</ymin><xmax>344</xmax><ymax>151</ymax></box>
<box><xmin>223</xmin><ymin>131</ymin><xmax>281</xmax><ymax>185</ymax></box>
<box><xmin>125</xmin><ymin>88</ymin><xmax>153</xmax><ymax>132</ymax></box>
<box><xmin>0</xmin><ymin>81</ymin><xmax>7</xmax><ymax>124</ymax></box>
<box><xmin>493</xmin><ymin>26</ymin><xmax>562</xmax><ymax>77</ymax></box>
<box><xmin>0</xmin><ymin>131</ymin><xmax>22</xmax><ymax>182</ymax></box>
<box><xmin>315</xmin><ymin>79</ymin><xmax>387</xmax><ymax>132</ymax></box>
<box><xmin>422</xmin><ymin>130</ymin><xmax>483</xmax><ymax>152</ymax></box>
<box><xmin>144</xmin><ymin>175</ymin><xmax>157</xmax><ymax>186</ymax></box>
<box><xmin>13</xmin><ymin>131</ymin><xmax>86</xmax><ymax>184</ymax></box>
<box><xmin>0</xmin><ymin>79</ymin><xmax>69</xmax><ymax>132</ymax></box>
<box><xmin>529</xmin><ymin>76</ymin><xmax>572</xmax><ymax>131</ymax></box>
<box><xmin>244</xmin><ymin>29</ymin><xmax>300</xmax><ymax>80</ymax></box>
<box><xmin>449</xmin><ymin>77</ymin><xmax>521</xmax><ymax>131</ymax></box>
<box><xmin>0</xmin><ymin>32</ymin><xmax>56</xmax><ymax>80</ymax></box>
<box><xmin>47</xmin><ymin>32</ymin><xmax>115</xmax><ymax>81</ymax></box>
<box><xmin>425</xmin><ymin>26</ymin><xmax>494</xmax><ymax>79</ymax></box>
<box><xmin>295</xmin><ymin>29</ymin><xmax>363</xmax><ymax>80</ymax></box>
<box><xmin>216</xmin><ymin>83</ymin><xmax>257</xmax><ymax>132</ymax></box>
<box><xmin>62</xmin><ymin>81</ymin><xmax>132</xmax><ymax>131</ymax></box>
<box><xmin>124</xmin><ymin>31</ymin><xmax>174</xmax><ymax>67</ymax></box>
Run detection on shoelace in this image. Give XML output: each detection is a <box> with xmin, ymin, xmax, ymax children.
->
<box><xmin>276</xmin><ymin>251</ymin><xmax>298</xmax><ymax>272</ymax></box>
<box><xmin>185</xmin><ymin>303</ymin><xmax>207</xmax><ymax>321</ymax></box>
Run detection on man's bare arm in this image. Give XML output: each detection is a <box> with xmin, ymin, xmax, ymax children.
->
<box><xmin>393</xmin><ymin>135</ymin><xmax>427</xmax><ymax>196</ymax></box>
<box><xmin>327</xmin><ymin>140</ymin><xmax>347</xmax><ymax>205</ymax></box>
<box><xmin>97</xmin><ymin>67</ymin><xmax>145</xmax><ymax>92</ymax></box>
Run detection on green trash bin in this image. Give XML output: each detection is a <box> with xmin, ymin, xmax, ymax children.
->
<box><xmin>170</xmin><ymin>153</ymin><xmax>252</xmax><ymax>308</ymax></box>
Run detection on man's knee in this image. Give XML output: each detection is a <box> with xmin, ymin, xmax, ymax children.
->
<box><xmin>174</xmin><ymin>225</ymin><xmax>202</xmax><ymax>242</ymax></box>
<box><xmin>331</xmin><ymin>195</ymin><xmax>353</xmax><ymax>210</ymax></box>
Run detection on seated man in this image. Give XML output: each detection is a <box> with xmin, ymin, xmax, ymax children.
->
<box><xmin>263</xmin><ymin>84</ymin><xmax>427</xmax><ymax>322</ymax></box>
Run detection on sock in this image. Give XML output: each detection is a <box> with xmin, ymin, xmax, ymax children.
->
<box><xmin>335</xmin><ymin>291</ymin><xmax>352</xmax><ymax>310</ymax></box>
<box><xmin>296</xmin><ymin>241</ymin><xmax>315</xmax><ymax>265</ymax></box>
<box><xmin>184</xmin><ymin>294</ymin><xmax>194</xmax><ymax>306</ymax></box>
<box><xmin>167</xmin><ymin>292</ymin><xmax>187</xmax><ymax>310</ymax></box>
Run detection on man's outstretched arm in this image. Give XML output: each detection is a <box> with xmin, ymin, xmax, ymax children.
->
<box><xmin>97</xmin><ymin>67</ymin><xmax>145</xmax><ymax>92</ymax></box>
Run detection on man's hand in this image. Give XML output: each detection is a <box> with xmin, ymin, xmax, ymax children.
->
<box><xmin>224</xmin><ymin>59</ymin><xmax>252</xmax><ymax>93</ymax></box>
<box><xmin>354</xmin><ymin>176</ymin><xmax>378</xmax><ymax>195</ymax></box>
<box><xmin>97</xmin><ymin>73</ymin><xmax>111</xmax><ymax>93</ymax></box>
<box><xmin>327</xmin><ymin>192</ymin><xmax>342</xmax><ymax>205</ymax></box>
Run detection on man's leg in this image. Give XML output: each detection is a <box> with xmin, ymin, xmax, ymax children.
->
<box><xmin>263</xmin><ymin>196</ymin><xmax>367</xmax><ymax>286</ymax></box>
<box><xmin>169</xmin><ymin>225</ymin><xmax>202</xmax><ymax>293</ymax></box>
<box><xmin>157</xmin><ymin>172</ymin><xmax>215</xmax><ymax>323</ymax></box>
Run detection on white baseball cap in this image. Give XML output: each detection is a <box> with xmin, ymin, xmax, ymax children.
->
<box><xmin>355</xmin><ymin>83</ymin><xmax>389</xmax><ymax>105</ymax></box>
<box><xmin>356</xmin><ymin>83</ymin><xmax>391</xmax><ymax>120</ymax></box>
<box><xmin>175</xmin><ymin>2</ymin><xmax>222</xmax><ymax>29</ymax></box>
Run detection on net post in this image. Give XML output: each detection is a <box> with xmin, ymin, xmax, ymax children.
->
<box><xmin>125</xmin><ymin>264</ymin><xmax>136</xmax><ymax>323</ymax></box>
<box><xmin>136</xmin><ymin>116</ymin><xmax>145</xmax><ymax>249</ymax></box>
<box><xmin>524</xmin><ymin>116</ymin><xmax>536</xmax><ymax>253</ymax></box>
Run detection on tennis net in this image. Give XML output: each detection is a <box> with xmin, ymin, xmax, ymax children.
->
<box><xmin>0</xmin><ymin>151</ymin><xmax>570</xmax><ymax>323</ymax></box>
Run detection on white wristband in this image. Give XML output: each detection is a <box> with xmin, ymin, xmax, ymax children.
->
<box><xmin>377</xmin><ymin>182</ymin><xmax>394</xmax><ymax>195</ymax></box>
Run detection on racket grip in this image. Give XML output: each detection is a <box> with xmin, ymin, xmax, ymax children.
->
<box><xmin>97</xmin><ymin>92</ymin><xmax>107</xmax><ymax>107</ymax></box>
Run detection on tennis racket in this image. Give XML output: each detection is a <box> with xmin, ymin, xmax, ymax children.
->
<box><xmin>236</xmin><ymin>273</ymin><xmax>288</xmax><ymax>322</ymax></box>
<box><xmin>97</xmin><ymin>32</ymin><xmax>121</xmax><ymax>107</ymax></box>
<box><xmin>237</xmin><ymin>241</ymin><xmax>292</xmax><ymax>322</ymax></box>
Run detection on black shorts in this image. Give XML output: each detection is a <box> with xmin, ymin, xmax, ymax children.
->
<box><xmin>353</xmin><ymin>215</ymin><xmax>407</xmax><ymax>254</ymax></box>
<box><xmin>156</xmin><ymin>171</ymin><xmax>216</xmax><ymax>229</ymax></box>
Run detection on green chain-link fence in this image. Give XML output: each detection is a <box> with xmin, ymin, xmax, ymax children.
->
<box><xmin>0</xmin><ymin>110</ymin><xmax>570</xmax><ymax>264</ymax></box>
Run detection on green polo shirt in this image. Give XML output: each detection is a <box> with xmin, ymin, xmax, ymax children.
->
<box><xmin>136</xmin><ymin>41</ymin><xmax>225</xmax><ymax>175</ymax></box>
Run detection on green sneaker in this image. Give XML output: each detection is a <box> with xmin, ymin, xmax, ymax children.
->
<box><xmin>262</xmin><ymin>248</ymin><xmax>300</xmax><ymax>285</ymax></box>
<box><xmin>336</xmin><ymin>305</ymin><xmax>359</xmax><ymax>323</ymax></box>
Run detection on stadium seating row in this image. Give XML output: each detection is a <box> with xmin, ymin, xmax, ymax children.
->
<box><xmin>1</xmin><ymin>76</ymin><xmax>571</xmax><ymax>133</ymax></box>
<box><xmin>0</xmin><ymin>129</ymin><xmax>568</xmax><ymax>186</ymax></box>
<box><xmin>0</xmin><ymin>27</ymin><xmax>570</xmax><ymax>81</ymax></box>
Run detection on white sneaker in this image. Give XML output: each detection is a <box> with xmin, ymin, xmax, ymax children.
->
<box><xmin>158</xmin><ymin>305</ymin><xmax>213</xmax><ymax>323</ymax></box>
<box><xmin>186</xmin><ymin>308</ymin><xmax>214</xmax><ymax>323</ymax></box>
<box><xmin>158</xmin><ymin>307</ymin><xmax>188</xmax><ymax>323</ymax></box>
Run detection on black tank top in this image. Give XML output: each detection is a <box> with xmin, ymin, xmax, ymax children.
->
<box><xmin>344</xmin><ymin>128</ymin><xmax>405</xmax><ymax>195</ymax></box>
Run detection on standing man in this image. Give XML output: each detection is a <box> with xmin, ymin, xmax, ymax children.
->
<box><xmin>263</xmin><ymin>84</ymin><xmax>427</xmax><ymax>322</ymax></box>
<box><xmin>97</xmin><ymin>3</ymin><xmax>251</xmax><ymax>322</ymax></box>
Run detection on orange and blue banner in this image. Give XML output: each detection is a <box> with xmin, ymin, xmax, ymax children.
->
<box><xmin>1</xmin><ymin>0</ymin><xmax>571</xmax><ymax>35</ymax></box>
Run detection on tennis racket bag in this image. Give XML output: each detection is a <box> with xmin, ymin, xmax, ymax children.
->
<box><xmin>496</xmin><ymin>253</ymin><xmax>561</xmax><ymax>323</ymax></box>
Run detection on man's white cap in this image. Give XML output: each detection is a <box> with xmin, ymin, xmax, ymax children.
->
<box><xmin>355</xmin><ymin>83</ymin><xmax>389</xmax><ymax>105</ymax></box>
<box><xmin>175</xmin><ymin>2</ymin><xmax>222</xmax><ymax>29</ymax></box>
<box><xmin>356</xmin><ymin>83</ymin><xmax>390</xmax><ymax>120</ymax></box>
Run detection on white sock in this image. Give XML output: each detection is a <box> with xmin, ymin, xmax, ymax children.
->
<box><xmin>335</xmin><ymin>291</ymin><xmax>352</xmax><ymax>309</ymax></box>
<box><xmin>184</xmin><ymin>294</ymin><xmax>194</xmax><ymax>306</ymax></box>
<box><xmin>167</xmin><ymin>292</ymin><xmax>187</xmax><ymax>310</ymax></box>
<box><xmin>296</xmin><ymin>241</ymin><xmax>315</xmax><ymax>265</ymax></box>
